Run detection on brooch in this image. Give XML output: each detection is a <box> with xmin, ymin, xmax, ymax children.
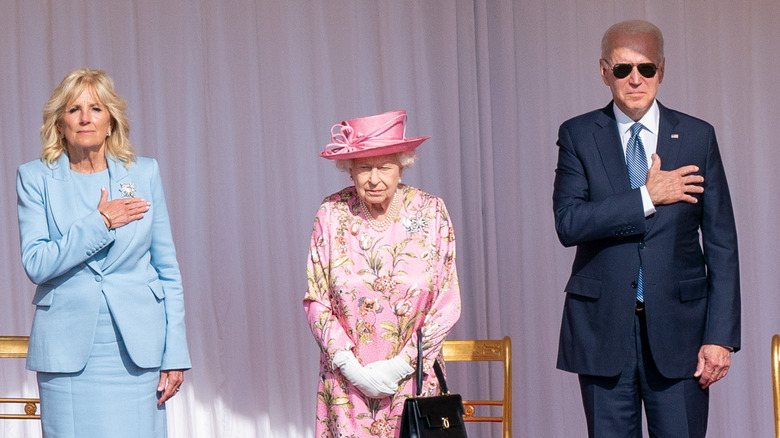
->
<box><xmin>119</xmin><ymin>183</ymin><xmax>136</xmax><ymax>198</ymax></box>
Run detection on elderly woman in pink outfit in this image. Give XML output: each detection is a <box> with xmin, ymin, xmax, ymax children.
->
<box><xmin>304</xmin><ymin>110</ymin><xmax>462</xmax><ymax>437</ymax></box>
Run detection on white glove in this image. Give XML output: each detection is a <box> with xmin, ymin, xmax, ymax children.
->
<box><xmin>365</xmin><ymin>356</ymin><xmax>414</xmax><ymax>389</ymax></box>
<box><xmin>332</xmin><ymin>350</ymin><xmax>397</xmax><ymax>398</ymax></box>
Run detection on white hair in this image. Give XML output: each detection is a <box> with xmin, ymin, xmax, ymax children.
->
<box><xmin>334</xmin><ymin>151</ymin><xmax>417</xmax><ymax>173</ymax></box>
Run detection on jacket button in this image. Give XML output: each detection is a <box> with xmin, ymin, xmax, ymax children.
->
<box><xmin>639</xmin><ymin>241</ymin><xmax>646</xmax><ymax>249</ymax></box>
<box><xmin>631</xmin><ymin>281</ymin><xmax>638</xmax><ymax>288</ymax></box>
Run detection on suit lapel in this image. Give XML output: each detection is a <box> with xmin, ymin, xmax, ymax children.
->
<box><xmin>656</xmin><ymin>102</ymin><xmax>682</xmax><ymax>170</ymax></box>
<box><xmin>47</xmin><ymin>155</ymin><xmax>77</xmax><ymax>237</ymax></box>
<box><xmin>102</xmin><ymin>158</ymin><xmax>137</xmax><ymax>271</ymax></box>
<box><xmin>47</xmin><ymin>155</ymin><xmax>104</xmax><ymax>275</ymax></box>
<box><xmin>593</xmin><ymin>105</ymin><xmax>631</xmax><ymax>194</ymax></box>
<box><xmin>644</xmin><ymin>102</ymin><xmax>682</xmax><ymax>233</ymax></box>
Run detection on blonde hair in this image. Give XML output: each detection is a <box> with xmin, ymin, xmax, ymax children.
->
<box><xmin>41</xmin><ymin>68</ymin><xmax>135</xmax><ymax>168</ymax></box>
<box><xmin>601</xmin><ymin>20</ymin><xmax>665</xmax><ymax>63</ymax></box>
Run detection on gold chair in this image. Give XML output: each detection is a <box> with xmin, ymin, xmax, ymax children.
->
<box><xmin>0</xmin><ymin>336</ymin><xmax>40</xmax><ymax>420</ymax></box>
<box><xmin>442</xmin><ymin>337</ymin><xmax>512</xmax><ymax>438</ymax></box>
<box><xmin>772</xmin><ymin>334</ymin><xmax>780</xmax><ymax>438</ymax></box>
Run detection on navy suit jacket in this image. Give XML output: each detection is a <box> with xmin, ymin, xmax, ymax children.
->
<box><xmin>17</xmin><ymin>154</ymin><xmax>191</xmax><ymax>373</ymax></box>
<box><xmin>552</xmin><ymin>102</ymin><xmax>740</xmax><ymax>379</ymax></box>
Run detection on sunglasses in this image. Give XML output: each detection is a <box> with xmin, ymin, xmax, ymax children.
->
<box><xmin>603</xmin><ymin>60</ymin><xmax>658</xmax><ymax>79</ymax></box>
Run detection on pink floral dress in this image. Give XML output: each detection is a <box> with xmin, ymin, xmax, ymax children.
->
<box><xmin>304</xmin><ymin>184</ymin><xmax>461</xmax><ymax>438</ymax></box>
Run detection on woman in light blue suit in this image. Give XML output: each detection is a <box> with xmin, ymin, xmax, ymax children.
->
<box><xmin>16</xmin><ymin>68</ymin><xmax>191</xmax><ymax>437</ymax></box>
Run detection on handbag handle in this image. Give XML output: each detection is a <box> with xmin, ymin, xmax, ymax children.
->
<box><xmin>415</xmin><ymin>327</ymin><xmax>450</xmax><ymax>396</ymax></box>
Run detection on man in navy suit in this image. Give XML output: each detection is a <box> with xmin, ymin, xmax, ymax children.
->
<box><xmin>553</xmin><ymin>20</ymin><xmax>740</xmax><ymax>437</ymax></box>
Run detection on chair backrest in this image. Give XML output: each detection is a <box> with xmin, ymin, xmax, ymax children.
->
<box><xmin>0</xmin><ymin>336</ymin><xmax>40</xmax><ymax>420</ymax></box>
<box><xmin>442</xmin><ymin>337</ymin><xmax>511</xmax><ymax>438</ymax></box>
<box><xmin>772</xmin><ymin>334</ymin><xmax>780</xmax><ymax>438</ymax></box>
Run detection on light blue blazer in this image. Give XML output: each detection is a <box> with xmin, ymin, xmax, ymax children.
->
<box><xmin>17</xmin><ymin>154</ymin><xmax>192</xmax><ymax>373</ymax></box>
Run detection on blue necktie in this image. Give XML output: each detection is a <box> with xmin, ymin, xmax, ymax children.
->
<box><xmin>626</xmin><ymin>122</ymin><xmax>647</xmax><ymax>302</ymax></box>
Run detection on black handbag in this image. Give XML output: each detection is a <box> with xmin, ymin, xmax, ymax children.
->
<box><xmin>399</xmin><ymin>329</ymin><xmax>468</xmax><ymax>438</ymax></box>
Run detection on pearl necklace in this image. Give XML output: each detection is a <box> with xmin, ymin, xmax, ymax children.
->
<box><xmin>359</xmin><ymin>190</ymin><xmax>399</xmax><ymax>232</ymax></box>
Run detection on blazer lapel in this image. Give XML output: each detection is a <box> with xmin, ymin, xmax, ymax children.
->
<box><xmin>47</xmin><ymin>155</ymin><xmax>77</xmax><ymax>237</ymax></box>
<box><xmin>47</xmin><ymin>154</ymin><xmax>104</xmax><ymax>275</ymax></box>
<box><xmin>656</xmin><ymin>102</ymin><xmax>682</xmax><ymax>170</ymax></box>
<box><xmin>593</xmin><ymin>104</ymin><xmax>631</xmax><ymax>194</ymax></box>
<box><xmin>102</xmin><ymin>158</ymin><xmax>137</xmax><ymax>270</ymax></box>
<box><xmin>643</xmin><ymin>102</ymin><xmax>682</xmax><ymax>233</ymax></box>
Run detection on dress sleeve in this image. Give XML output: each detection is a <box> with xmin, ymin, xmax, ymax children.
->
<box><xmin>303</xmin><ymin>199</ymin><xmax>355</xmax><ymax>359</ymax></box>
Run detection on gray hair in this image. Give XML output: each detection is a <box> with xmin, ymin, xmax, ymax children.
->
<box><xmin>334</xmin><ymin>151</ymin><xmax>417</xmax><ymax>173</ymax></box>
<box><xmin>601</xmin><ymin>20</ymin><xmax>664</xmax><ymax>63</ymax></box>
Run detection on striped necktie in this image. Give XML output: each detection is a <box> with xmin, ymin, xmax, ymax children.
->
<box><xmin>626</xmin><ymin>122</ymin><xmax>647</xmax><ymax>302</ymax></box>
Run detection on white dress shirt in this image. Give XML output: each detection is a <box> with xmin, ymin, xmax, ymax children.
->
<box><xmin>614</xmin><ymin>101</ymin><xmax>659</xmax><ymax>217</ymax></box>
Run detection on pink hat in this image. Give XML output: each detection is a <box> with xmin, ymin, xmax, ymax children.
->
<box><xmin>319</xmin><ymin>110</ymin><xmax>429</xmax><ymax>160</ymax></box>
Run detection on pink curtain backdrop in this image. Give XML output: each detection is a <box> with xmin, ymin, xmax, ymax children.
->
<box><xmin>1</xmin><ymin>1</ymin><xmax>776</xmax><ymax>437</ymax></box>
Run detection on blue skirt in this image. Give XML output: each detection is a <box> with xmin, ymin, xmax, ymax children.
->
<box><xmin>37</xmin><ymin>295</ymin><xmax>166</xmax><ymax>438</ymax></box>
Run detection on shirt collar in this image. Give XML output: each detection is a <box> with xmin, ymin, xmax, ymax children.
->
<box><xmin>614</xmin><ymin>100</ymin><xmax>660</xmax><ymax>136</ymax></box>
